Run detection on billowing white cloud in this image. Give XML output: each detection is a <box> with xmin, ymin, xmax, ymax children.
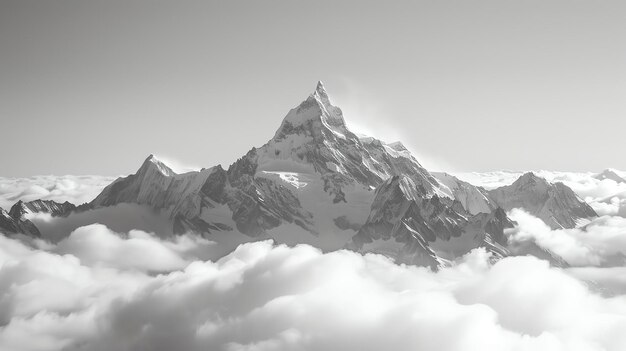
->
<box><xmin>2</xmin><ymin>225</ymin><xmax>626</xmax><ymax>351</ymax></box>
<box><xmin>567</xmin><ymin>266</ymin><xmax>626</xmax><ymax>296</ymax></box>
<box><xmin>52</xmin><ymin>224</ymin><xmax>215</xmax><ymax>272</ymax></box>
<box><xmin>507</xmin><ymin>209</ymin><xmax>626</xmax><ymax>267</ymax></box>
<box><xmin>0</xmin><ymin>175</ymin><xmax>115</xmax><ymax>210</ymax></box>
<box><xmin>2</xmin><ymin>171</ymin><xmax>626</xmax><ymax>350</ymax></box>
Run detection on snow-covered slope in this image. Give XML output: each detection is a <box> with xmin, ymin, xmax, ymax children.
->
<box><xmin>351</xmin><ymin>175</ymin><xmax>512</xmax><ymax>268</ymax></box>
<box><xmin>90</xmin><ymin>82</ymin><xmax>455</xmax><ymax>251</ymax></box>
<box><xmin>92</xmin><ymin>154</ymin><xmax>313</xmax><ymax>236</ymax></box>
<box><xmin>433</xmin><ymin>172</ymin><xmax>495</xmax><ymax>215</ymax></box>
<box><xmin>92</xmin><ymin>155</ymin><xmax>223</xmax><ymax>226</ymax></box>
<box><xmin>489</xmin><ymin>172</ymin><xmax>597</xmax><ymax>229</ymax></box>
<box><xmin>11</xmin><ymin>81</ymin><xmax>601</xmax><ymax>268</ymax></box>
<box><xmin>257</xmin><ymin>81</ymin><xmax>446</xmax><ymax>202</ymax></box>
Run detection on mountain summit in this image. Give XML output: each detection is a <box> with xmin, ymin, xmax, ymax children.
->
<box><xmin>85</xmin><ymin>82</ymin><xmax>519</xmax><ymax>266</ymax></box>
<box><xmin>273</xmin><ymin>80</ymin><xmax>348</xmax><ymax>141</ymax></box>
<box><xmin>489</xmin><ymin>172</ymin><xmax>597</xmax><ymax>229</ymax></box>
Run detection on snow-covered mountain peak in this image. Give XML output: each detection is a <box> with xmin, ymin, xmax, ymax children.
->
<box><xmin>514</xmin><ymin>172</ymin><xmax>549</xmax><ymax>188</ymax></box>
<box><xmin>313</xmin><ymin>80</ymin><xmax>330</xmax><ymax>103</ymax></box>
<box><xmin>255</xmin><ymin>82</ymin><xmax>448</xmax><ymax>203</ymax></box>
<box><xmin>489</xmin><ymin>172</ymin><xmax>597</xmax><ymax>229</ymax></box>
<box><xmin>432</xmin><ymin>172</ymin><xmax>495</xmax><ymax>215</ymax></box>
<box><xmin>518</xmin><ymin>171</ymin><xmax>540</xmax><ymax>181</ymax></box>
<box><xmin>274</xmin><ymin>82</ymin><xmax>348</xmax><ymax>141</ymax></box>
<box><xmin>387</xmin><ymin>141</ymin><xmax>408</xmax><ymax>152</ymax></box>
<box><xmin>139</xmin><ymin>154</ymin><xmax>175</xmax><ymax>177</ymax></box>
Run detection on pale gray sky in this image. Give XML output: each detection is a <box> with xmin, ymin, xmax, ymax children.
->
<box><xmin>1</xmin><ymin>0</ymin><xmax>625</xmax><ymax>177</ymax></box>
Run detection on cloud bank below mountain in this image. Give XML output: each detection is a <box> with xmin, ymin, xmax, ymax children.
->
<box><xmin>2</xmin><ymin>223</ymin><xmax>626</xmax><ymax>351</ymax></box>
<box><xmin>2</xmin><ymin>170</ymin><xmax>626</xmax><ymax>350</ymax></box>
<box><xmin>508</xmin><ymin>209</ymin><xmax>626</xmax><ymax>266</ymax></box>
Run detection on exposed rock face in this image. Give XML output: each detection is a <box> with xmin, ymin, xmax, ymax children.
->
<box><xmin>0</xmin><ymin>207</ymin><xmax>41</xmax><ymax>237</ymax></box>
<box><xmin>91</xmin><ymin>155</ymin><xmax>230</xmax><ymax>232</ymax></box>
<box><xmin>352</xmin><ymin>175</ymin><xmax>513</xmax><ymax>268</ymax></box>
<box><xmin>91</xmin><ymin>154</ymin><xmax>313</xmax><ymax>236</ymax></box>
<box><xmin>259</xmin><ymin>81</ymin><xmax>445</xmax><ymax>201</ymax></box>
<box><xmin>0</xmin><ymin>199</ymin><xmax>82</xmax><ymax>237</ymax></box>
<box><xmin>42</xmin><ymin>81</ymin><xmax>596</xmax><ymax>268</ymax></box>
<box><xmin>90</xmin><ymin>82</ymin><xmax>449</xmax><ymax>239</ymax></box>
<box><xmin>9</xmin><ymin>199</ymin><xmax>76</xmax><ymax>218</ymax></box>
<box><xmin>92</xmin><ymin>155</ymin><xmax>213</xmax><ymax>218</ymax></box>
<box><xmin>595</xmin><ymin>169</ymin><xmax>626</xmax><ymax>183</ymax></box>
<box><xmin>489</xmin><ymin>172</ymin><xmax>597</xmax><ymax>229</ymax></box>
<box><xmin>223</xmin><ymin>153</ymin><xmax>315</xmax><ymax>236</ymax></box>
<box><xmin>433</xmin><ymin>172</ymin><xmax>496</xmax><ymax>215</ymax></box>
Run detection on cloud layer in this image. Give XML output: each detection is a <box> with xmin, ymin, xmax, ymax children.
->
<box><xmin>1</xmin><ymin>172</ymin><xmax>626</xmax><ymax>350</ymax></box>
<box><xmin>508</xmin><ymin>209</ymin><xmax>626</xmax><ymax>266</ymax></box>
<box><xmin>2</xmin><ymin>225</ymin><xmax>626</xmax><ymax>351</ymax></box>
<box><xmin>0</xmin><ymin>175</ymin><xmax>115</xmax><ymax>210</ymax></box>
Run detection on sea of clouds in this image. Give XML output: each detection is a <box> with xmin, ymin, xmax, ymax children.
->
<box><xmin>2</xmin><ymin>226</ymin><xmax>626</xmax><ymax>351</ymax></box>
<box><xmin>0</xmin><ymin>175</ymin><xmax>116</xmax><ymax>210</ymax></box>
<box><xmin>1</xmin><ymin>171</ymin><xmax>626</xmax><ymax>351</ymax></box>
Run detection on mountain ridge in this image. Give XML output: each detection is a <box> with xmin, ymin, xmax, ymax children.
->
<box><xmin>0</xmin><ymin>82</ymin><xmax>600</xmax><ymax>268</ymax></box>
<box><xmin>489</xmin><ymin>172</ymin><xmax>597</xmax><ymax>229</ymax></box>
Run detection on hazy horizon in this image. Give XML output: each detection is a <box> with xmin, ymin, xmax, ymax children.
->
<box><xmin>2</xmin><ymin>0</ymin><xmax>625</xmax><ymax>177</ymax></box>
